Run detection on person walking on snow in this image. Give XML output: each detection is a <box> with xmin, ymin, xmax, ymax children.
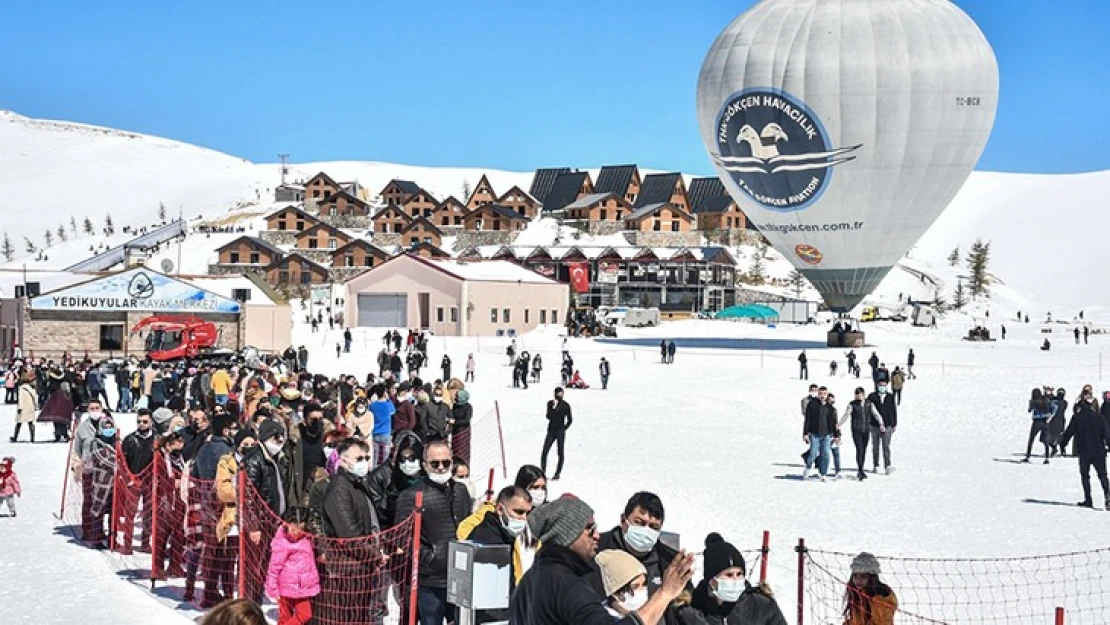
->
<box><xmin>798</xmin><ymin>351</ymin><xmax>809</xmax><ymax>380</ymax></box>
<box><xmin>868</xmin><ymin>352</ymin><xmax>880</xmax><ymax>384</ymax></box>
<box><xmin>343</xmin><ymin>328</ymin><xmax>352</xmax><ymax>353</ymax></box>
<box><xmin>1023</xmin><ymin>388</ymin><xmax>1055</xmax><ymax>464</ymax></box>
<box><xmin>1048</xmin><ymin>389</ymin><xmax>1069</xmax><ymax>457</ymax></box>
<box><xmin>465</xmin><ymin>354</ymin><xmax>475</xmax><ymax>383</ymax></box>
<box><xmin>906</xmin><ymin>349</ymin><xmax>916</xmax><ymax>379</ymax></box>
<box><xmin>541</xmin><ymin>387</ymin><xmax>572</xmax><ymax>481</ymax></box>
<box><xmin>841</xmin><ymin>388</ymin><xmax>874</xmax><ymax>481</ymax></box>
<box><xmin>667</xmin><ymin>341</ymin><xmax>676</xmax><ymax>364</ymax></box>
<box><xmin>1075</xmin><ymin>327</ymin><xmax>1081</xmax><ymax>344</ymax></box>
<box><xmin>599</xmin><ymin>358</ymin><xmax>611</xmax><ymax>390</ymax></box>
<box><xmin>532</xmin><ymin>354</ymin><xmax>543</xmax><ymax>384</ymax></box>
<box><xmin>440</xmin><ymin>354</ymin><xmax>452</xmax><ymax>382</ymax></box>
<box><xmin>802</xmin><ymin>386</ymin><xmax>835</xmax><ymax>481</ymax></box>
<box><xmin>867</xmin><ymin>383</ymin><xmax>896</xmax><ymax>474</ymax></box>
<box><xmin>265</xmin><ymin>507</ymin><xmax>320</xmax><ymax>625</ymax></box>
<box><xmin>660</xmin><ymin>340</ymin><xmax>668</xmax><ymax>364</ymax></box>
<box><xmin>1061</xmin><ymin>388</ymin><xmax>1110</xmax><ymax>509</ymax></box>
<box><xmin>890</xmin><ymin>367</ymin><xmax>906</xmax><ymax>405</ymax></box>
<box><xmin>0</xmin><ymin>457</ymin><xmax>22</xmax><ymax>517</ymax></box>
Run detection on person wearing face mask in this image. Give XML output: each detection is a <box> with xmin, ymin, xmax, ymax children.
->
<box><xmin>541</xmin><ymin>387</ymin><xmax>573</xmax><ymax>481</ymax></box>
<box><xmin>1060</xmin><ymin>385</ymin><xmax>1110</xmax><ymax>509</ymax></box>
<box><xmin>450</xmin><ymin>389</ymin><xmax>473</xmax><ymax>464</ymax></box>
<box><xmin>394</xmin><ymin>440</ymin><xmax>474</xmax><ymax>625</ymax></box>
<box><xmin>118</xmin><ymin>410</ymin><xmax>157</xmax><ymax>554</ymax></box>
<box><xmin>73</xmin><ymin>398</ymin><xmax>107</xmax><ymax>541</ymax></box>
<box><xmin>589</xmin><ymin>492</ymin><xmax>689</xmax><ymax>625</ymax></box>
<box><xmin>181</xmin><ymin>405</ymin><xmax>212</xmax><ymax>463</ymax></box>
<box><xmin>298</xmin><ymin>403</ymin><xmax>329</xmax><ymax>493</ymax></box>
<box><xmin>391</xmin><ymin>382</ymin><xmax>418</xmax><ymax>434</ymax></box>
<box><xmin>512</xmin><ymin>464</ymin><xmax>548</xmax><ymax>576</ymax></box>
<box><xmin>457</xmin><ymin>486</ymin><xmax>534</xmax><ymax>624</ymax></box>
<box><xmin>679</xmin><ymin>534</ymin><xmax>787</xmax><ymax>625</ymax></box>
<box><xmin>153</xmin><ymin>431</ymin><xmax>188</xmax><ymax>579</ymax></box>
<box><xmin>511</xmin><ymin>495</ymin><xmax>694</xmax><ymax>625</ymax></box>
<box><xmin>366</xmin><ymin>431</ymin><xmax>424</xmax><ymax>528</ymax></box>
<box><xmin>417</xmin><ymin>388</ymin><xmax>451</xmax><ymax>443</ymax></box>
<box><xmin>242</xmin><ymin>419</ymin><xmax>290</xmax><ymax>516</ymax></box>
<box><xmin>320</xmin><ymin>438</ymin><xmax>381</xmax><ymax>623</ymax></box>
<box><xmin>368</xmin><ymin>385</ymin><xmax>396</xmax><ymax>468</ymax></box>
<box><xmin>83</xmin><ymin>414</ymin><xmax>118</xmax><ymax>549</ymax></box>
<box><xmin>597</xmin><ymin>549</ymin><xmax>650</xmax><ymax>617</ymax></box>
<box><xmin>866</xmin><ymin>381</ymin><xmax>897</xmax><ymax>474</ymax></box>
<box><xmin>200</xmin><ymin>426</ymin><xmax>257</xmax><ymax>608</ymax></box>
<box><xmin>841</xmin><ymin>388</ymin><xmax>874</xmax><ymax>481</ymax></box>
<box><xmin>346</xmin><ymin>397</ymin><xmax>373</xmax><ymax>439</ymax></box>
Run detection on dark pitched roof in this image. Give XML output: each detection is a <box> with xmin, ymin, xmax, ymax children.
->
<box><xmin>625</xmin><ymin>202</ymin><xmax>693</xmax><ymax>222</ymax></box>
<box><xmin>687</xmin><ymin>177</ymin><xmax>730</xmax><ymax>213</ymax></box>
<box><xmin>496</xmin><ymin>185</ymin><xmax>539</xmax><ymax>205</ymax></box>
<box><xmin>406</xmin><ymin>242</ymin><xmax>451</xmax><ymax>258</ymax></box>
<box><xmin>216</xmin><ymin>235</ymin><xmax>286</xmax><ymax>258</ymax></box>
<box><xmin>306</xmin><ymin>171</ymin><xmax>342</xmax><ymax>189</ymax></box>
<box><xmin>387</xmin><ymin>179</ymin><xmax>421</xmax><ymax>195</ymax></box>
<box><xmin>373</xmin><ymin>204</ymin><xmax>415</xmax><ymax>222</ymax></box>
<box><xmin>297</xmin><ymin>221</ymin><xmax>352</xmax><ymax>241</ymax></box>
<box><xmin>263</xmin><ymin>205</ymin><xmax>320</xmax><ymax>224</ymax></box>
<box><xmin>468</xmin><ymin>204</ymin><xmax>531</xmax><ymax>222</ymax></box>
<box><xmin>593</xmin><ymin>165</ymin><xmax>639</xmax><ymax>198</ymax></box>
<box><xmin>543</xmin><ymin>171</ymin><xmax>590</xmax><ymax>212</ymax></box>
<box><xmin>319</xmin><ymin>189</ymin><xmax>370</xmax><ymax>208</ymax></box>
<box><xmin>265</xmin><ymin>252</ymin><xmax>328</xmax><ymax>273</ymax></box>
<box><xmin>697</xmin><ymin>196</ymin><xmax>736</xmax><ymax>214</ymax></box>
<box><xmin>635</xmin><ymin>173</ymin><xmax>683</xmax><ymax>208</ymax></box>
<box><xmin>401</xmin><ymin>216</ymin><xmax>445</xmax><ymax>236</ymax></box>
<box><xmin>331</xmin><ymin>238</ymin><xmax>390</xmax><ymax>258</ymax></box>
<box><xmin>436</xmin><ymin>196</ymin><xmax>467</xmax><ymax>212</ymax></box>
<box><xmin>529</xmin><ymin>167</ymin><xmax>572</xmax><ymax>204</ymax></box>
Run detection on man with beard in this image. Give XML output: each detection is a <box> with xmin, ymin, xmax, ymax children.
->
<box><xmin>119</xmin><ymin>410</ymin><xmax>157</xmax><ymax>554</ymax></box>
<box><xmin>181</xmin><ymin>405</ymin><xmax>211</xmax><ymax>462</ymax></box>
<box><xmin>298</xmin><ymin>403</ymin><xmax>328</xmax><ymax>494</ymax></box>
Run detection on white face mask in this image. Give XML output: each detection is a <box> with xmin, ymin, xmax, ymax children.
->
<box><xmin>501</xmin><ymin>513</ymin><xmax>528</xmax><ymax>537</ymax></box>
<box><xmin>264</xmin><ymin>440</ymin><xmax>284</xmax><ymax>457</ymax></box>
<box><xmin>428</xmin><ymin>470</ymin><xmax>451</xmax><ymax>485</ymax></box>
<box><xmin>529</xmin><ymin>488</ymin><xmax>547</xmax><ymax>505</ymax></box>
<box><xmin>808</xmin><ymin>391</ymin><xmax>817</xmax><ymax>398</ymax></box>
<box><xmin>399</xmin><ymin>459</ymin><xmax>421</xmax><ymax>476</ymax></box>
<box><xmin>432</xmin><ymin>395</ymin><xmax>442</xmax><ymax>403</ymax></box>
<box><xmin>322</xmin><ymin>445</ymin><xmax>335</xmax><ymax>458</ymax></box>
<box><xmin>623</xmin><ymin>524</ymin><xmax>660</xmax><ymax>553</ymax></box>
<box><xmin>619</xmin><ymin>587</ymin><xmax>649</xmax><ymax>612</ymax></box>
<box><xmin>349</xmin><ymin>459</ymin><xmax>370</xmax><ymax>478</ymax></box>
<box><xmin>712</xmin><ymin>577</ymin><xmax>745</xmax><ymax>603</ymax></box>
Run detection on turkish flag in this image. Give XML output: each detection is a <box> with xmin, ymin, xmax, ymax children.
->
<box><xmin>569</xmin><ymin>262</ymin><xmax>590</xmax><ymax>293</ymax></box>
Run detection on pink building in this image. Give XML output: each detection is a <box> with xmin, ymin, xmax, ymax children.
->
<box><xmin>343</xmin><ymin>253</ymin><xmax>569</xmax><ymax>336</ymax></box>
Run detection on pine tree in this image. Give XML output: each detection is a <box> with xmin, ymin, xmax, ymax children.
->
<box><xmin>70</xmin><ymin>215</ymin><xmax>78</xmax><ymax>236</ymax></box>
<box><xmin>947</xmin><ymin>246</ymin><xmax>959</xmax><ymax>267</ymax></box>
<box><xmin>748</xmin><ymin>243</ymin><xmax>768</xmax><ymax>285</ymax></box>
<box><xmin>104</xmin><ymin>214</ymin><xmax>115</xmax><ymax>235</ymax></box>
<box><xmin>158</xmin><ymin>202</ymin><xmax>167</xmax><ymax>222</ymax></box>
<box><xmin>57</xmin><ymin>224</ymin><xmax>68</xmax><ymax>243</ymax></box>
<box><xmin>461</xmin><ymin>180</ymin><xmax>472</xmax><ymax>200</ymax></box>
<box><xmin>83</xmin><ymin>216</ymin><xmax>95</xmax><ymax>236</ymax></box>
<box><xmin>788</xmin><ymin>269</ymin><xmax>805</xmax><ymax>298</ymax></box>
<box><xmin>966</xmin><ymin>238</ymin><xmax>991</xmax><ymax>297</ymax></box>
<box><xmin>24</xmin><ymin>237</ymin><xmax>36</xmax><ymax>254</ymax></box>
<box><xmin>953</xmin><ymin>281</ymin><xmax>967</xmax><ymax>310</ymax></box>
<box><xmin>44</xmin><ymin>229</ymin><xmax>54</xmax><ymax>247</ymax></box>
<box><xmin>0</xmin><ymin>233</ymin><xmax>13</xmax><ymax>262</ymax></box>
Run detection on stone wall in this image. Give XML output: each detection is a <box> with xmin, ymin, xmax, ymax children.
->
<box><xmin>371</xmin><ymin>233</ymin><xmax>402</xmax><ymax>248</ymax></box>
<box><xmin>259</xmin><ymin>231</ymin><xmax>298</xmax><ymax>247</ymax></box>
<box><xmin>454</xmin><ymin>231</ymin><xmax>518</xmax><ymax>248</ymax></box>
<box><xmin>329</xmin><ymin>267</ymin><xmax>371</xmax><ymax>283</ymax></box>
<box><xmin>318</xmin><ymin>215</ymin><xmax>371</xmax><ymax>230</ymax></box>
<box><xmin>565</xmin><ymin>220</ymin><xmax>625</xmax><ymax>237</ymax></box>
<box><xmin>207</xmin><ymin>264</ymin><xmax>266</xmax><ymax>278</ymax></box>
<box><xmin>624</xmin><ymin>231</ymin><xmax>704</xmax><ymax>247</ymax></box>
<box><xmin>700</xmin><ymin>228</ymin><xmax>754</xmax><ymax>247</ymax></box>
<box><xmin>296</xmin><ymin>250</ymin><xmax>336</xmax><ymax>265</ymax></box>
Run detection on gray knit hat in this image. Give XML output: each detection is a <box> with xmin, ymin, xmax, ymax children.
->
<box><xmin>851</xmin><ymin>552</ymin><xmax>881</xmax><ymax>576</ymax></box>
<box><xmin>527</xmin><ymin>496</ymin><xmax>594</xmax><ymax>547</ymax></box>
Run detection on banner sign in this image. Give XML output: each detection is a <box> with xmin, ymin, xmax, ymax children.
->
<box><xmin>569</xmin><ymin>262</ymin><xmax>590</xmax><ymax>293</ymax></box>
<box><xmin>30</xmin><ymin>268</ymin><xmax>241</xmax><ymax>313</ymax></box>
<box><xmin>597</xmin><ymin>261</ymin><xmax>620</xmax><ymax>284</ymax></box>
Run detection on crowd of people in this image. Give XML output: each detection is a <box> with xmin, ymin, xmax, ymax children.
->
<box><xmin>1023</xmin><ymin>383</ymin><xmax>1110</xmax><ymax>509</ymax></box>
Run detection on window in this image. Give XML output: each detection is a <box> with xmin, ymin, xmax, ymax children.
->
<box><xmin>524</xmin><ymin>309</ymin><xmax>530</xmax><ymax>323</ymax></box>
<box><xmin>653</xmin><ymin>220</ymin><xmax>661</xmax><ymax>232</ymax></box>
<box><xmin>249</xmin><ymin>252</ymin><xmax>260</xmax><ymax>264</ymax></box>
<box><xmin>540</xmin><ymin>309</ymin><xmax>547</xmax><ymax>324</ymax></box>
<box><xmin>328</xmin><ymin>239</ymin><xmax>338</xmax><ymax>250</ymax></box>
<box><xmin>364</xmin><ymin>256</ymin><xmax>373</xmax><ymax>267</ymax></box>
<box><xmin>312</xmin><ymin>190</ymin><xmax>320</xmax><ymax>198</ymax></box>
<box><xmin>300</xmin><ymin>271</ymin><xmax>312</xmax><ymax>284</ymax></box>
<box><xmin>600</xmin><ymin>209</ymin><xmax>607</xmax><ymax>220</ymax></box>
<box><xmin>490</xmin><ymin>308</ymin><xmax>497</xmax><ymax>322</ymax></box>
<box><xmin>277</xmin><ymin>271</ymin><xmax>289</xmax><ymax>284</ymax></box>
<box><xmin>454</xmin><ymin>216</ymin><xmax>462</xmax><ymax>225</ymax></box>
<box><xmin>503</xmin><ymin>308</ymin><xmax>511</xmax><ymax>323</ymax></box>
<box><xmin>671</xmin><ymin>220</ymin><xmax>679</xmax><ymax>232</ymax></box>
<box><xmin>345</xmin><ymin>255</ymin><xmax>355</xmax><ymax>267</ymax></box>
<box><xmin>296</xmin><ymin>220</ymin><xmax>305</xmax><ymax>230</ymax></box>
<box><xmin>228</xmin><ymin>252</ymin><xmax>240</xmax><ymax>264</ymax></box>
<box><xmin>424</xmin><ymin>236</ymin><xmax>432</xmax><ymax>244</ymax></box>
<box><xmin>437</xmin><ymin>307</ymin><xmax>445</xmax><ymax>322</ymax></box>
<box><xmin>450</xmin><ymin>307</ymin><xmax>458</xmax><ymax>322</ymax></box>
<box><xmin>308</xmin><ymin>237</ymin><xmax>319</xmax><ymax>249</ymax></box>
<box><xmin>551</xmin><ymin>309</ymin><xmax>559</xmax><ymax>324</ymax></box>
<box><xmin>441</xmin><ymin>217</ymin><xmax>449</xmax><ymax>226</ymax></box>
<box><xmin>277</xmin><ymin>219</ymin><xmax>287</xmax><ymax>230</ymax></box>
<box><xmin>492</xmin><ymin>220</ymin><xmax>501</xmax><ymax>231</ymax></box>
<box><xmin>99</xmin><ymin>324</ymin><xmax>123</xmax><ymax>351</ymax></box>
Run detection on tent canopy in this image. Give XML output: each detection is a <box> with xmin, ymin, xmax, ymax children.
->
<box><xmin>715</xmin><ymin>304</ymin><xmax>780</xmax><ymax>320</ymax></box>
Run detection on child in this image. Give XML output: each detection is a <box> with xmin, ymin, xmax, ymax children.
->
<box><xmin>265</xmin><ymin>507</ymin><xmax>320</xmax><ymax>625</ymax></box>
<box><xmin>830</xmin><ymin>360</ymin><xmax>839</xmax><ymax>376</ymax></box>
<box><xmin>0</xmin><ymin>457</ymin><xmax>21</xmax><ymax>516</ymax></box>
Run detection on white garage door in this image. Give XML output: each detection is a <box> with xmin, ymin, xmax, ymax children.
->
<box><xmin>357</xmin><ymin>294</ymin><xmax>407</xmax><ymax>327</ymax></box>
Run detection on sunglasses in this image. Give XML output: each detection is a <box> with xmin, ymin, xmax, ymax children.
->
<box><xmin>427</xmin><ymin>459</ymin><xmax>452</xmax><ymax>470</ymax></box>
<box><xmin>584</xmin><ymin>521</ymin><xmax>598</xmax><ymax>535</ymax></box>
<box><xmin>349</xmin><ymin>455</ymin><xmax>371</xmax><ymax>463</ymax></box>
<box><xmin>137</xmin><ymin>420</ymin><xmax>152</xmax><ymax>425</ymax></box>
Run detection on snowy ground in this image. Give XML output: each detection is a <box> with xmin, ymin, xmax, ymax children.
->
<box><xmin>4</xmin><ymin>313</ymin><xmax>1106</xmax><ymax>623</ymax></box>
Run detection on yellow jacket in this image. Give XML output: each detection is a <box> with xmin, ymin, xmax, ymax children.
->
<box><xmin>456</xmin><ymin>501</ymin><xmax>531</xmax><ymax>585</ymax></box>
<box><xmin>845</xmin><ymin>591</ymin><xmax>898</xmax><ymax>625</ymax></box>
<box><xmin>214</xmin><ymin>453</ymin><xmax>239</xmax><ymax>543</ymax></box>
<box><xmin>210</xmin><ymin>369</ymin><xmax>232</xmax><ymax>396</ymax></box>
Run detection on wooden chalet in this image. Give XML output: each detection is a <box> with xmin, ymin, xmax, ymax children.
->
<box><xmin>305</xmin><ymin>172</ymin><xmax>343</xmax><ymax>201</ymax></box>
<box><xmin>402</xmin><ymin>189</ymin><xmax>439</xmax><ymax>219</ymax></box>
<box><xmin>623</xmin><ymin>203</ymin><xmax>694</xmax><ymax>232</ymax></box>
<box><xmin>400</xmin><ymin>217</ymin><xmax>444</xmax><ymax>248</ymax></box>
<box><xmin>594</xmin><ymin>165</ymin><xmax>642</xmax><ymax>205</ymax></box>
<box><xmin>432</xmin><ymin>196</ymin><xmax>468</xmax><ymax>227</ymax></box>
<box><xmin>379</xmin><ymin>179</ymin><xmax>422</xmax><ymax>207</ymax></box>
<box><xmin>542</xmin><ymin>171</ymin><xmax>595</xmax><ymax>212</ymax></box>
<box><xmin>496</xmin><ymin>185</ymin><xmax>541</xmax><ymax>219</ymax></box>
<box><xmin>407</xmin><ymin>241</ymin><xmax>451</xmax><ymax>259</ymax></box>
<box><xmin>465</xmin><ymin>174</ymin><xmax>499</xmax><ymax>210</ymax></box>
<box><xmin>317</xmin><ymin>190</ymin><xmax>372</xmax><ymax>218</ymax></box>
<box><xmin>265</xmin><ymin>206</ymin><xmax>319</xmax><ymax>232</ymax></box>
<box><xmin>372</xmin><ymin>205</ymin><xmax>414</xmax><ymax>234</ymax></box>
<box><xmin>688</xmin><ymin>178</ymin><xmax>747</xmax><ymax>230</ymax></box>
<box><xmin>463</xmin><ymin>204</ymin><xmax>530</xmax><ymax>232</ymax></box>
<box><xmin>331</xmin><ymin>239</ymin><xmax>391</xmax><ymax>269</ymax></box>
<box><xmin>635</xmin><ymin>173</ymin><xmax>690</xmax><ymax>213</ymax></box>
<box><xmin>295</xmin><ymin>222</ymin><xmax>353</xmax><ymax>250</ymax></box>
<box><xmin>265</xmin><ymin>253</ymin><xmax>330</xmax><ymax>285</ymax></box>
<box><xmin>562</xmin><ymin>192</ymin><xmax>632</xmax><ymax>222</ymax></box>
<box><xmin>215</xmin><ymin>236</ymin><xmax>285</xmax><ymax>265</ymax></box>
<box><xmin>529</xmin><ymin>167</ymin><xmax>571</xmax><ymax>205</ymax></box>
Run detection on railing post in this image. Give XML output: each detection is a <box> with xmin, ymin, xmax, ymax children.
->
<box><xmin>1056</xmin><ymin>607</ymin><xmax>1065</xmax><ymax>625</ymax></box>
<box><xmin>494</xmin><ymin>401</ymin><xmax>508</xmax><ymax>478</ymax></box>
<box><xmin>408</xmin><ymin>491</ymin><xmax>424</xmax><ymax>625</ymax></box>
<box><xmin>58</xmin><ymin>424</ymin><xmax>77</xmax><ymax>520</ymax></box>
<box><xmin>759</xmin><ymin>530</ymin><xmax>770</xmax><ymax>586</ymax></box>
<box><xmin>149</xmin><ymin>456</ymin><xmax>160</xmax><ymax>589</ymax></box>
<box><xmin>796</xmin><ymin>538</ymin><xmax>806</xmax><ymax>625</ymax></box>
<box><xmin>237</xmin><ymin>471</ymin><xmax>246</xmax><ymax>599</ymax></box>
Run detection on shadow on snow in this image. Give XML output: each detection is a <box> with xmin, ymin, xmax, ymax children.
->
<box><xmin>595</xmin><ymin>337</ymin><xmax>827</xmax><ymax>351</ymax></box>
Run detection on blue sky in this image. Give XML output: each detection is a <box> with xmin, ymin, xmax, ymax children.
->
<box><xmin>2</xmin><ymin>1</ymin><xmax>1107</xmax><ymax>174</ymax></box>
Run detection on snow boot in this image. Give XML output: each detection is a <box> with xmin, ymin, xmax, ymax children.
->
<box><xmin>1077</xmin><ymin>500</ymin><xmax>1094</xmax><ymax>508</ymax></box>
<box><xmin>1020</xmin><ymin>457</ymin><xmax>1030</xmax><ymax>463</ymax></box>
<box><xmin>1043</xmin><ymin>459</ymin><xmax>1050</xmax><ymax>465</ymax></box>
<box><xmin>802</xmin><ymin>468</ymin><xmax>810</xmax><ymax>480</ymax></box>
<box><xmin>857</xmin><ymin>471</ymin><xmax>867</xmax><ymax>481</ymax></box>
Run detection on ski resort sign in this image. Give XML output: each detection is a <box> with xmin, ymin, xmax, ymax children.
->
<box><xmin>30</xmin><ymin>268</ymin><xmax>242</xmax><ymax>313</ymax></box>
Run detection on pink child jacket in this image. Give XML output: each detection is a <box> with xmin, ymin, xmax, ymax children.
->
<box><xmin>0</xmin><ymin>472</ymin><xmax>21</xmax><ymax>498</ymax></box>
<box><xmin>265</xmin><ymin>526</ymin><xmax>321</xmax><ymax>600</ymax></box>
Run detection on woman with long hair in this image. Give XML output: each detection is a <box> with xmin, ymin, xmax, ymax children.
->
<box><xmin>843</xmin><ymin>552</ymin><xmax>897</xmax><ymax>625</ymax></box>
<box><xmin>1024</xmin><ymin>388</ymin><xmax>1055</xmax><ymax>463</ymax></box>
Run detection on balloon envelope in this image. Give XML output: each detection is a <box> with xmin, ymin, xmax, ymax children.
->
<box><xmin>697</xmin><ymin>0</ymin><xmax>999</xmax><ymax>312</ymax></box>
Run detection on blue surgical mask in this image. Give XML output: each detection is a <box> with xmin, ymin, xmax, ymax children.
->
<box><xmin>100</xmin><ymin>428</ymin><xmax>117</xmax><ymax>438</ymax></box>
<box><xmin>877</xmin><ymin>386</ymin><xmax>888</xmax><ymax>394</ymax></box>
<box><xmin>623</xmin><ymin>524</ymin><xmax>660</xmax><ymax>553</ymax></box>
<box><xmin>713</xmin><ymin>576</ymin><xmax>745</xmax><ymax>602</ymax></box>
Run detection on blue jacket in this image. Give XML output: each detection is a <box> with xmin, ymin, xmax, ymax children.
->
<box><xmin>1029</xmin><ymin>399</ymin><xmax>1056</xmax><ymax>421</ymax></box>
<box><xmin>370</xmin><ymin>399</ymin><xmax>395</xmax><ymax>437</ymax></box>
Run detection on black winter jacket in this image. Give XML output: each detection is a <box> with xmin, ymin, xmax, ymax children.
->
<box><xmin>588</xmin><ymin>527</ymin><xmax>688</xmax><ymax>625</ymax></box>
<box><xmin>365</xmin><ymin>460</ymin><xmax>422</xmax><ymax>528</ymax></box>
<box><xmin>846</xmin><ymin>400</ymin><xmax>872</xmax><ymax>434</ymax></box>
<box><xmin>452</xmin><ymin>402</ymin><xmax>473</xmax><ymax>431</ymax></box>
<box><xmin>510</xmin><ymin>545</ymin><xmax>643</xmax><ymax>625</ymax></box>
<box><xmin>867</xmin><ymin>391</ymin><xmax>898</xmax><ymax>428</ymax></box>
<box><xmin>546</xmin><ymin>399</ymin><xmax>573</xmax><ymax>433</ymax></box>
<box><xmin>241</xmin><ymin>445</ymin><xmax>289</xmax><ymax>515</ymax></box>
<box><xmin>394</xmin><ymin>478</ymin><xmax>473</xmax><ymax>588</ymax></box>
<box><xmin>1062</xmin><ymin>405</ymin><xmax>1110</xmax><ymax>458</ymax></box>
<box><xmin>418</xmin><ymin>401</ymin><xmax>452</xmax><ymax>442</ymax></box>
<box><xmin>322</xmin><ymin>467</ymin><xmax>380</xmax><ymax>541</ymax></box>
<box><xmin>121</xmin><ymin>431</ymin><xmax>155</xmax><ymax>475</ymax></box>
<box><xmin>677</xmin><ymin>581</ymin><xmax>787</xmax><ymax>625</ymax></box>
<box><xmin>191</xmin><ymin>435</ymin><xmax>234</xmax><ymax>481</ymax></box>
<box><xmin>804</xmin><ymin>401</ymin><xmax>836</xmax><ymax>437</ymax></box>
<box><xmin>181</xmin><ymin>425</ymin><xmax>211</xmax><ymax>463</ymax></box>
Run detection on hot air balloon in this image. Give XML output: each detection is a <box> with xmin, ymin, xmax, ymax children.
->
<box><xmin>697</xmin><ymin>0</ymin><xmax>999</xmax><ymax>320</ymax></box>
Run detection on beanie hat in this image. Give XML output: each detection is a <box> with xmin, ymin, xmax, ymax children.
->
<box><xmin>527</xmin><ymin>496</ymin><xmax>594</xmax><ymax>548</ymax></box>
<box><xmin>151</xmin><ymin>407</ymin><xmax>175</xmax><ymax>427</ymax></box>
<box><xmin>257</xmin><ymin>418</ymin><xmax>286</xmax><ymax>443</ymax></box>
<box><xmin>234</xmin><ymin>428</ymin><xmax>258</xmax><ymax>448</ymax></box>
<box><xmin>455</xmin><ymin>389</ymin><xmax>470</xmax><ymax>404</ymax></box>
<box><xmin>595</xmin><ymin>550</ymin><xmax>646</xmax><ymax>597</ymax></box>
<box><xmin>851</xmin><ymin>552</ymin><xmax>881</xmax><ymax>576</ymax></box>
<box><xmin>703</xmin><ymin>533</ymin><xmax>745</xmax><ymax>580</ymax></box>
<box><xmin>167</xmin><ymin>396</ymin><xmax>187</xmax><ymax>411</ymax></box>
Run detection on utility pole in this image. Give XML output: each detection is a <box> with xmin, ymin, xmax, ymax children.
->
<box><xmin>279</xmin><ymin>153</ymin><xmax>290</xmax><ymax>185</ymax></box>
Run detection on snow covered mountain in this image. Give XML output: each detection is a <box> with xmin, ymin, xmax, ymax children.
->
<box><xmin>1</xmin><ymin>110</ymin><xmax>1106</xmax><ymax>315</ymax></box>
